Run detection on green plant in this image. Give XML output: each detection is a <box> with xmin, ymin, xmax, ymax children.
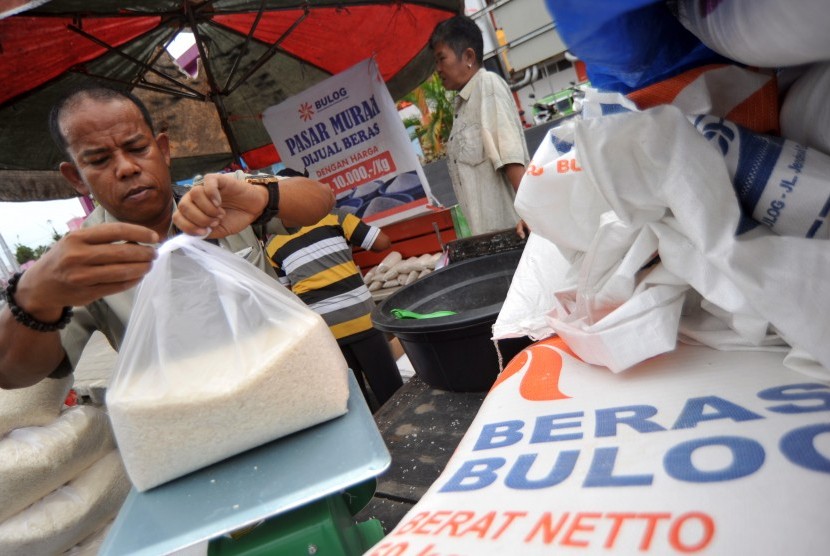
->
<box><xmin>402</xmin><ymin>74</ymin><xmax>455</xmax><ymax>161</ymax></box>
<box><xmin>14</xmin><ymin>244</ymin><xmax>36</xmax><ymax>265</ymax></box>
<box><xmin>14</xmin><ymin>242</ymin><xmax>53</xmax><ymax>264</ymax></box>
<box><xmin>401</xmin><ymin>115</ymin><xmax>421</xmax><ymax>129</ymax></box>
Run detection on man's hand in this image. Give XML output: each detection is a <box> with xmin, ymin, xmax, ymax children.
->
<box><xmin>516</xmin><ymin>219</ymin><xmax>530</xmax><ymax>240</ymax></box>
<box><xmin>276</xmin><ymin>176</ymin><xmax>335</xmax><ymax>228</ymax></box>
<box><xmin>173</xmin><ymin>173</ymin><xmax>267</xmax><ymax>238</ymax></box>
<box><xmin>15</xmin><ymin>223</ymin><xmax>159</xmax><ymax>320</ymax></box>
<box><xmin>173</xmin><ymin>173</ymin><xmax>335</xmax><ymax>237</ymax></box>
<box><xmin>0</xmin><ymin>223</ymin><xmax>158</xmax><ymax>389</ymax></box>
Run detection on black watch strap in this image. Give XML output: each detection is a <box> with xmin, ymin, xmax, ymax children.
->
<box><xmin>248</xmin><ymin>176</ymin><xmax>281</xmax><ymax>226</ymax></box>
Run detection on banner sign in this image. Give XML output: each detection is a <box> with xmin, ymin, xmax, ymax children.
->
<box><xmin>369</xmin><ymin>340</ymin><xmax>830</xmax><ymax>555</ymax></box>
<box><xmin>263</xmin><ymin>58</ymin><xmax>437</xmax><ymax>226</ymax></box>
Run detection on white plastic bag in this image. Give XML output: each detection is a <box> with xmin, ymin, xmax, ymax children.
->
<box><xmin>377</xmin><ymin>251</ymin><xmax>402</xmax><ymax>273</ymax></box>
<box><xmin>107</xmin><ymin>234</ymin><xmax>349</xmax><ymax>491</ymax></box>
<box><xmin>509</xmin><ymin>104</ymin><xmax>830</xmax><ymax>374</ymax></box>
<box><xmin>491</xmin><ymin>233</ymin><xmax>572</xmax><ymax>342</ymax></box>
<box><xmin>514</xmin><ymin>120</ymin><xmax>609</xmax><ymax>255</ymax></box>
<box><xmin>572</xmin><ymin>106</ymin><xmax>830</xmax><ymax>371</ymax></box>
<box><xmin>691</xmin><ymin>114</ymin><xmax>830</xmax><ymax>238</ymax></box>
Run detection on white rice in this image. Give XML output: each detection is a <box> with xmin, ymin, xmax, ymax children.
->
<box><xmin>108</xmin><ymin>317</ymin><xmax>349</xmax><ymax>491</ymax></box>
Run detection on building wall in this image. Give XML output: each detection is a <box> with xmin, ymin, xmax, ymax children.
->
<box><xmin>469</xmin><ymin>0</ymin><xmax>567</xmax><ymax>74</ymax></box>
<box><xmin>466</xmin><ymin>0</ymin><xmax>579</xmax><ymax>125</ymax></box>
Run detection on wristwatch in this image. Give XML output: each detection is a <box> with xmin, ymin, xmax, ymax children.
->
<box><xmin>246</xmin><ymin>176</ymin><xmax>282</xmax><ymax>226</ymax></box>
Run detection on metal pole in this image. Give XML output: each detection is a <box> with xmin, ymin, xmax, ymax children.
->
<box><xmin>186</xmin><ymin>6</ymin><xmax>243</xmax><ymax>161</ymax></box>
<box><xmin>0</xmin><ymin>246</ymin><xmax>11</xmax><ymax>277</ymax></box>
<box><xmin>0</xmin><ymin>233</ymin><xmax>19</xmax><ymax>272</ymax></box>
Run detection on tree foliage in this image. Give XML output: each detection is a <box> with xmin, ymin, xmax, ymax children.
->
<box><xmin>14</xmin><ymin>236</ymin><xmax>59</xmax><ymax>264</ymax></box>
<box><xmin>14</xmin><ymin>244</ymin><xmax>36</xmax><ymax>265</ymax></box>
<box><xmin>34</xmin><ymin>245</ymin><xmax>50</xmax><ymax>259</ymax></box>
<box><xmin>402</xmin><ymin>74</ymin><xmax>455</xmax><ymax>162</ymax></box>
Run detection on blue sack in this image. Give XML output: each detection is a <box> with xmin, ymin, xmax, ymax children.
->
<box><xmin>545</xmin><ymin>0</ymin><xmax>726</xmax><ymax>93</ymax></box>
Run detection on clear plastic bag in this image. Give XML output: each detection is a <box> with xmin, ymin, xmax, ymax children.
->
<box><xmin>106</xmin><ymin>234</ymin><xmax>349</xmax><ymax>491</ymax></box>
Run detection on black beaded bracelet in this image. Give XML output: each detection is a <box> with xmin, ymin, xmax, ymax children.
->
<box><xmin>3</xmin><ymin>272</ymin><xmax>73</xmax><ymax>332</ymax></box>
<box><xmin>248</xmin><ymin>177</ymin><xmax>281</xmax><ymax>227</ymax></box>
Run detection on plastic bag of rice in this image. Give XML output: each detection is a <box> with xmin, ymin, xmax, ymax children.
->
<box><xmin>362</xmin><ymin>267</ymin><xmax>378</xmax><ymax>285</ymax></box>
<box><xmin>377</xmin><ymin>251</ymin><xmax>402</xmax><ymax>273</ymax></box>
<box><xmin>107</xmin><ymin>234</ymin><xmax>349</xmax><ymax>491</ymax></box>
<box><xmin>0</xmin><ymin>375</ymin><xmax>72</xmax><ymax>437</ymax></box>
<box><xmin>393</xmin><ymin>257</ymin><xmax>426</xmax><ymax>275</ymax></box>
<box><xmin>403</xmin><ymin>270</ymin><xmax>419</xmax><ymax>285</ymax></box>
<box><xmin>0</xmin><ymin>450</ymin><xmax>129</xmax><ymax>556</ymax></box>
<box><xmin>417</xmin><ymin>253</ymin><xmax>435</xmax><ymax>268</ymax></box>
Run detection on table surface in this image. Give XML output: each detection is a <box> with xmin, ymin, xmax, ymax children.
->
<box><xmin>355</xmin><ymin>376</ymin><xmax>487</xmax><ymax>532</ymax></box>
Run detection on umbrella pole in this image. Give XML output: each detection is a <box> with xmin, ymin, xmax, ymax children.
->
<box><xmin>186</xmin><ymin>10</ymin><xmax>243</xmax><ymax>165</ymax></box>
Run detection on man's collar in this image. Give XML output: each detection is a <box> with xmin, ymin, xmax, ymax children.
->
<box><xmin>457</xmin><ymin>68</ymin><xmax>484</xmax><ymax>102</ymax></box>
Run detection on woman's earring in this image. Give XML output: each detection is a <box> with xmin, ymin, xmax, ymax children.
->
<box><xmin>467</xmin><ymin>64</ymin><xmax>472</xmax><ymax>69</ymax></box>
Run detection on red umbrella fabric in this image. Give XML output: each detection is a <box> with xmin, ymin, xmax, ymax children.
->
<box><xmin>0</xmin><ymin>0</ymin><xmax>460</xmax><ymax>200</ymax></box>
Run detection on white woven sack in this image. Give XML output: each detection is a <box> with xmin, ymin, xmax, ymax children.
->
<box><xmin>0</xmin><ymin>375</ymin><xmax>72</xmax><ymax>437</ymax></box>
<box><xmin>0</xmin><ymin>450</ymin><xmax>129</xmax><ymax>556</ymax></box>
<box><xmin>0</xmin><ymin>405</ymin><xmax>114</xmax><ymax>523</ymax></box>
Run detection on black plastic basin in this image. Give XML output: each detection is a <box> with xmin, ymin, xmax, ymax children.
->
<box><xmin>372</xmin><ymin>249</ymin><xmax>531</xmax><ymax>392</ymax></box>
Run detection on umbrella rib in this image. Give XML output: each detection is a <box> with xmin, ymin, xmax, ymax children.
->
<box><xmin>69</xmin><ymin>69</ymin><xmax>204</xmax><ymax>101</ymax></box>
<box><xmin>209</xmin><ymin>17</ymin><xmax>331</xmax><ymax>84</ymax></box>
<box><xmin>133</xmin><ymin>80</ymin><xmax>207</xmax><ymax>101</ymax></box>
<box><xmin>186</xmin><ymin>6</ymin><xmax>243</xmax><ymax>161</ymax></box>
<box><xmin>67</xmin><ymin>23</ymin><xmax>206</xmax><ymax>100</ymax></box>
<box><xmin>222</xmin><ymin>0</ymin><xmax>268</xmax><ymax>93</ymax></box>
<box><xmin>225</xmin><ymin>8</ymin><xmax>310</xmax><ymax>95</ymax></box>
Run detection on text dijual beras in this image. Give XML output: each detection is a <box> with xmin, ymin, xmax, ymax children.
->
<box><xmin>285</xmin><ymin>96</ymin><xmax>383</xmax><ymax>168</ymax></box>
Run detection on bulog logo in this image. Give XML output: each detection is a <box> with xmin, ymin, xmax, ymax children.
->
<box><xmin>298</xmin><ymin>102</ymin><xmax>314</xmax><ymax>122</ymax></box>
<box><xmin>492</xmin><ymin>337</ymin><xmax>577</xmax><ymax>401</ymax></box>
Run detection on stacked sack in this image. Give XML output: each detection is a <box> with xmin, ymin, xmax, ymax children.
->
<box><xmin>672</xmin><ymin>0</ymin><xmax>830</xmax><ymax>157</ymax></box>
<box><xmin>0</xmin><ymin>378</ymin><xmax>130</xmax><ymax>555</ymax></box>
<box><xmin>363</xmin><ymin>251</ymin><xmax>443</xmax><ymax>292</ymax></box>
<box><xmin>501</xmin><ymin>0</ymin><xmax>830</xmax><ymax>375</ymax></box>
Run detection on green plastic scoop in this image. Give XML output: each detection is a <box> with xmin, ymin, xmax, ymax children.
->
<box><xmin>390</xmin><ymin>308</ymin><xmax>457</xmax><ymax>320</ymax></box>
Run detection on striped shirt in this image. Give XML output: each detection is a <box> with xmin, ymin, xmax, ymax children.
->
<box><xmin>265</xmin><ymin>209</ymin><xmax>381</xmax><ymax>340</ymax></box>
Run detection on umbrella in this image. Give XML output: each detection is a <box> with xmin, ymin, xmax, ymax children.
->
<box><xmin>0</xmin><ymin>0</ymin><xmax>460</xmax><ymax>201</ymax></box>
